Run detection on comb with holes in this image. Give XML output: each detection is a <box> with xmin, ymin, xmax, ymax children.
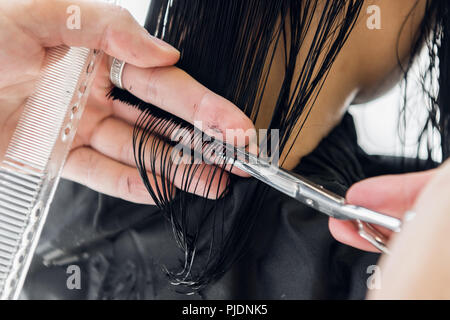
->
<box><xmin>0</xmin><ymin>44</ymin><xmax>103</xmax><ymax>300</ymax></box>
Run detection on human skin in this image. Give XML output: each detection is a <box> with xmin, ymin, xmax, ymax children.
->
<box><xmin>2</xmin><ymin>0</ymin><xmax>449</xmax><ymax>299</ymax></box>
<box><xmin>0</xmin><ymin>0</ymin><xmax>254</xmax><ymax>204</ymax></box>
<box><xmin>0</xmin><ymin>0</ymin><xmax>430</xmax><ymax>205</ymax></box>
<box><xmin>1</xmin><ymin>0</ymin><xmax>445</xmax><ymax>215</ymax></box>
<box><xmin>335</xmin><ymin>161</ymin><xmax>450</xmax><ymax>299</ymax></box>
<box><xmin>267</xmin><ymin>0</ymin><xmax>450</xmax><ymax>298</ymax></box>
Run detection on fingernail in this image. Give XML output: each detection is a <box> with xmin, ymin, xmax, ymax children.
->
<box><xmin>149</xmin><ymin>35</ymin><xmax>180</xmax><ymax>54</ymax></box>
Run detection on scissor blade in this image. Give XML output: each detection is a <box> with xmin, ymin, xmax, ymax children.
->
<box><xmin>215</xmin><ymin>142</ymin><xmax>402</xmax><ymax>232</ymax></box>
<box><xmin>231</xmin><ymin>155</ymin><xmax>402</xmax><ymax>232</ymax></box>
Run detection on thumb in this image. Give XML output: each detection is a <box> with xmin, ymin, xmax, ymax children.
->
<box><xmin>346</xmin><ymin>170</ymin><xmax>435</xmax><ymax>216</ymax></box>
<box><xmin>329</xmin><ymin>169</ymin><xmax>436</xmax><ymax>252</ymax></box>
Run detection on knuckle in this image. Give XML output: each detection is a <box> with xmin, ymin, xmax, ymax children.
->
<box><xmin>117</xmin><ymin>170</ymin><xmax>133</xmax><ymax>198</ymax></box>
<box><xmin>99</xmin><ymin>6</ymin><xmax>133</xmax><ymax>52</ymax></box>
<box><xmin>119</xmin><ymin>138</ymin><xmax>134</xmax><ymax>164</ymax></box>
<box><xmin>118</xmin><ymin>7</ymin><xmax>136</xmax><ymax>25</ymax></box>
<box><xmin>145</xmin><ymin>68</ymin><xmax>163</xmax><ymax>105</ymax></box>
<box><xmin>89</xmin><ymin>116</ymin><xmax>111</xmax><ymax>146</ymax></box>
<box><xmin>109</xmin><ymin>5</ymin><xmax>136</xmax><ymax>31</ymax></box>
<box><xmin>70</xmin><ymin>147</ymin><xmax>97</xmax><ymax>186</ymax></box>
<box><xmin>83</xmin><ymin>151</ymin><xmax>98</xmax><ymax>186</ymax></box>
<box><xmin>106</xmin><ymin>4</ymin><xmax>129</xmax><ymax>20</ymax></box>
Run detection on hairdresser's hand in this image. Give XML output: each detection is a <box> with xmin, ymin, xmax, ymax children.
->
<box><xmin>329</xmin><ymin>166</ymin><xmax>441</xmax><ymax>252</ymax></box>
<box><xmin>331</xmin><ymin>160</ymin><xmax>450</xmax><ymax>298</ymax></box>
<box><xmin>366</xmin><ymin>161</ymin><xmax>450</xmax><ymax>299</ymax></box>
<box><xmin>331</xmin><ymin>161</ymin><xmax>450</xmax><ymax>298</ymax></box>
<box><xmin>329</xmin><ymin>167</ymin><xmax>438</xmax><ymax>252</ymax></box>
<box><xmin>329</xmin><ymin>161</ymin><xmax>450</xmax><ymax>298</ymax></box>
<box><xmin>0</xmin><ymin>0</ymin><xmax>253</xmax><ymax>205</ymax></box>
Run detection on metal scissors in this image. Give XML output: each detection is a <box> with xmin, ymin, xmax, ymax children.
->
<box><xmin>218</xmin><ymin>143</ymin><xmax>403</xmax><ymax>254</ymax></box>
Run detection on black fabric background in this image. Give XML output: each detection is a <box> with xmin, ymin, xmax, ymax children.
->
<box><xmin>21</xmin><ymin>114</ymin><xmax>429</xmax><ymax>300</ymax></box>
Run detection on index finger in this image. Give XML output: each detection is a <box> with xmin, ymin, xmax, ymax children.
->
<box><xmin>3</xmin><ymin>0</ymin><xmax>180</xmax><ymax>68</ymax></box>
<box><xmin>118</xmin><ymin>64</ymin><xmax>256</xmax><ymax>146</ymax></box>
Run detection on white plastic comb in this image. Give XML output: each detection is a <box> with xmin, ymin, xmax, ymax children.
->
<box><xmin>0</xmin><ymin>45</ymin><xmax>103</xmax><ymax>300</ymax></box>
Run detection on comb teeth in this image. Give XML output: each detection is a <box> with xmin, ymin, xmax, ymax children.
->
<box><xmin>0</xmin><ymin>169</ymin><xmax>40</xmax><ymax>288</ymax></box>
<box><xmin>0</xmin><ymin>45</ymin><xmax>99</xmax><ymax>300</ymax></box>
<box><xmin>5</xmin><ymin>46</ymin><xmax>89</xmax><ymax>170</ymax></box>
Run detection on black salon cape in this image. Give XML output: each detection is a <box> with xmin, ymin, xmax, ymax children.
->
<box><xmin>21</xmin><ymin>114</ymin><xmax>428</xmax><ymax>300</ymax></box>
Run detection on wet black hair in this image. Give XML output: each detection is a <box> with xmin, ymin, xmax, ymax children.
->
<box><xmin>106</xmin><ymin>0</ymin><xmax>375</xmax><ymax>293</ymax></box>
<box><xmin>401</xmin><ymin>0</ymin><xmax>450</xmax><ymax>164</ymax></box>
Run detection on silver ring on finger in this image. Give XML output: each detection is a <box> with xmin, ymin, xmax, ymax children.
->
<box><xmin>110</xmin><ymin>57</ymin><xmax>126</xmax><ymax>90</ymax></box>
